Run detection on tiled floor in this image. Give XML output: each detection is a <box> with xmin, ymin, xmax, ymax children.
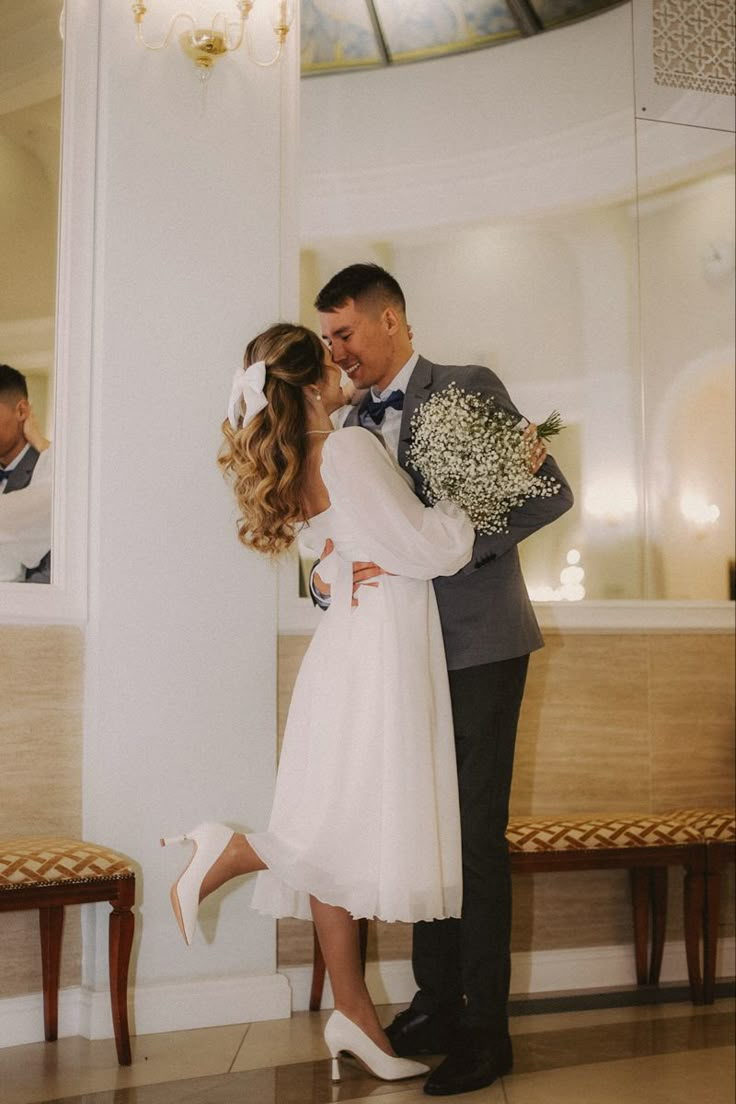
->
<box><xmin>0</xmin><ymin>1000</ymin><xmax>733</xmax><ymax>1104</ymax></box>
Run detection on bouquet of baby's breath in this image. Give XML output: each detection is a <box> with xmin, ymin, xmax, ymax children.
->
<box><xmin>407</xmin><ymin>384</ymin><xmax>564</xmax><ymax>534</ymax></box>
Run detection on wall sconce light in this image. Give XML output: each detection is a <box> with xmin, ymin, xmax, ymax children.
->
<box><xmin>583</xmin><ymin>480</ymin><xmax>638</xmax><ymax>526</ymax></box>
<box><xmin>680</xmin><ymin>493</ymin><xmax>720</xmax><ymax>531</ymax></box>
<box><xmin>130</xmin><ymin>1</ymin><xmax>295</xmax><ymax>77</ymax></box>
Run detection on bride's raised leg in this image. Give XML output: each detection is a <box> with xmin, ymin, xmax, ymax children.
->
<box><xmin>198</xmin><ymin>832</ymin><xmax>266</xmax><ymax>901</ymax></box>
<box><xmin>161</xmin><ymin>826</ymin><xmax>266</xmax><ymax>945</ymax></box>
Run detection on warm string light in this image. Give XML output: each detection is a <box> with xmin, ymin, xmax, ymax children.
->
<box><xmin>528</xmin><ymin>549</ymin><xmax>587</xmax><ymax>603</ymax></box>
<box><xmin>130</xmin><ymin>1</ymin><xmax>294</xmax><ymax>78</ymax></box>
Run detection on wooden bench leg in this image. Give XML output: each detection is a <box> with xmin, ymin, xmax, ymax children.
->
<box><xmin>683</xmin><ymin>864</ymin><xmax>705</xmax><ymax>1005</ymax></box>
<box><xmin>358</xmin><ymin>917</ymin><xmax>369</xmax><ymax>975</ymax></box>
<box><xmin>109</xmin><ymin>889</ymin><xmax>135</xmax><ymax>1065</ymax></box>
<box><xmin>703</xmin><ymin>865</ymin><xmax>721</xmax><ymax>1005</ymax></box>
<box><xmin>39</xmin><ymin>906</ymin><xmax>64</xmax><ymax>1042</ymax></box>
<box><xmin>649</xmin><ymin>867</ymin><xmax>668</xmax><ymax>985</ymax></box>
<box><xmin>310</xmin><ymin>925</ymin><xmax>327</xmax><ymax>1011</ymax></box>
<box><xmin>630</xmin><ymin>868</ymin><xmax>650</xmax><ymax>985</ymax></box>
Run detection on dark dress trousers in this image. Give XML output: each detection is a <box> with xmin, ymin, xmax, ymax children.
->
<box><xmin>347</xmin><ymin>356</ymin><xmax>574</xmax><ymax>1033</ymax></box>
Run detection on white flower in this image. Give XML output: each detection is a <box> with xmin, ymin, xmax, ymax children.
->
<box><xmin>407</xmin><ymin>384</ymin><xmax>561</xmax><ymax>534</ymax></box>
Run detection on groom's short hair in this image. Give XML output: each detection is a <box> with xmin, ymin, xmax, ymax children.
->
<box><xmin>315</xmin><ymin>263</ymin><xmax>406</xmax><ymax>316</ymax></box>
<box><xmin>0</xmin><ymin>364</ymin><xmax>28</xmax><ymax>403</ymax></box>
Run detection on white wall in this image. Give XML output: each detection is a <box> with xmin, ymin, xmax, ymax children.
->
<box><xmin>80</xmin><ymin>1</ymin><xmax>299</xmax><ymax>1034</ymax></box>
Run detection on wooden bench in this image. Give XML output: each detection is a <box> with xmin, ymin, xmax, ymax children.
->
<box><xmin>0</xmin><ymin>837</ymin><xmax>136</xmax><ymax>1065</ymax></box>
<box><xmin>310</xmin><ymin>809</ymin><xmax>734</xmax><ymax>1011</ymax></box>
<box><xmin>504</xmin><ymin>811</ymin><xmax>709</xmax><ymax>1003</ymax></box>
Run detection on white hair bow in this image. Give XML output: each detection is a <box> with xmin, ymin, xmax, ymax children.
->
<box><xmin>227</xmin><ymin>360</ymin><xmax>268</xmax><ymax>430</ymax></box>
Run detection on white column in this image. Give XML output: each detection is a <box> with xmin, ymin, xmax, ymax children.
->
<box><xmin>82</xmin><ymin>0</ymin><xmax>298</xmax><ymax>1035</ymax></box>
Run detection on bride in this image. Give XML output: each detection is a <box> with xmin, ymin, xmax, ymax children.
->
<box><xmin>162</xmin><ymin>322</ymin><xmax>474</xmax><ymax>1084</ymax></box>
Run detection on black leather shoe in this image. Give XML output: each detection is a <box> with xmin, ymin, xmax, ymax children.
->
<box><xmin>385</xmin><ymin>1007</ymin><xmax>461</xmax><ymax>1056</ymax></box>
<box><xmin>423</xmin><ymin>1031</ymin><xmax>513</xmax><ymax>1096</ymax></box>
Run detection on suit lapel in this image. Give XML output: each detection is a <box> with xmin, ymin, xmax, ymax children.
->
<box><xmin>343</xmin><ymin>357</ymin><xmax>435</xmax><ymax>469</ymax></box>
<box><xmin>343</xmin><ymin>404</ymin><xmax>361</xmax><ymax>428</ymax></box>
<box><xmin>4</xmin><ymin>447</ymin><xmax>40</xmax><ymax>494</ymax></box>
<box><xmin>398</xmin><ymin>356</ymin><xmax>434</xmax><ymax>471</ymax></box>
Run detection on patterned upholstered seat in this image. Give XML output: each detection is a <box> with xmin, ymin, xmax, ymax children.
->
<box><xmin>0</xmin><ymin>836</ymin><xmax>136</xmax><ymax>1065</ymax></box>
<box><xmin>0</xmin><ymin>837</ymin><xmax>135</xmax><ymax>890</ymax></box>
<box><xmin>682</xmin><ymin>809</ymin><xmax>735</xmax><ymax>842</ymax></box>
<box><xmin>505</xmin><ymin>812</ymin><xmax>705</xmax><ymax>852</ymax></box>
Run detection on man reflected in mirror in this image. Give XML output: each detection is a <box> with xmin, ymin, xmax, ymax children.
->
<box><xmin>0</xmin><ymin>364</ymin><xmax>52</xmax><ymax>583</ymax></box>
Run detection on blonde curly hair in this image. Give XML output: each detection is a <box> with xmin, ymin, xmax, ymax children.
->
<box><xmin>219</xmin><ymin>323</ymin><xmax>327</xmax><ymax>556</ymax></box>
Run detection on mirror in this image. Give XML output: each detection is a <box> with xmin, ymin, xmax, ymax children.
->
<box><xmin>291</xmin><ymin>5</ymin><xmax>735</xmax><ymax>618</ymax></box>
<box><xmin>0</xmin><ymin>0</ymin><xmax>63</xmax><ymax>583</ymax></box>
<box><xmin>637</xmin><ymin>121</ymin><xmax>735</xmax><ymax>600</ymax></box>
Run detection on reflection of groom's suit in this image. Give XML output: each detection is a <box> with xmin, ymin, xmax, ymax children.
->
<box><xmin>1</xmin><ymin>446</ymin><xmax>51</xmax><ymax>583</ymax></box>
<box><xmin>346</xmin><ymin>355</ymin><xmax>573</xmax><ymax>1035</ymax></box>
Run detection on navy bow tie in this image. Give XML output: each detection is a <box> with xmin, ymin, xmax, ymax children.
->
<box><xmin>362</xmin><ymin>389</ymin><xmax>404</xmax><ymax>426</ymax></box>
<box><xmin>0</xmin><ymin>469</ymin><xmax>12</xmax><ymax>482</ymax></box>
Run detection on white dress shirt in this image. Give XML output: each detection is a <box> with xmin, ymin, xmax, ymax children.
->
<box><xmin>363</xmin><ymin>352</ymin><xmax>419</xmax><ymax>458</ymax></box>
<box><xmin>0</xmin><ymin>446</ymin><xmax>53</xmax><ymax>581</ymax></box>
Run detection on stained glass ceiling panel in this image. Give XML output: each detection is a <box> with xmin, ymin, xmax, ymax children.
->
<box><xmin>532</xmin><ymin>0</ymin><xmax>621</xmax><ymax>28</ymax></box>
<box><xmin>300</xmin><ymin>0</ymin><xmax>626</xmax><ymax>75</ymax></box>
<box><xmin>300</xmin><ymin>0</ymin><xmax>383</xmax><ymax>73</ymax></box>
<box><xmin>372</xmin><ymin>0</ymin><xmax>519</xmax><ymax>62</ymax></box>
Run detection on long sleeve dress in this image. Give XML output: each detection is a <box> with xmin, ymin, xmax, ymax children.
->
<box><xmin>249</xmin><ymin>427</ymin><xmax>474</xmax><ymax>923</ymax></box>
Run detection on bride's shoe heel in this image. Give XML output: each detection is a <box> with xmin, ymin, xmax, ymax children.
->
<box><xmin>324</xmin><ymin>1010</ymin><xmax>429</xmax><ymax>1083</ymax></box>
<box><xmin>160</xmin><ymin>822</ymin><xmax>235</xmax><ymax>946</ymax></box>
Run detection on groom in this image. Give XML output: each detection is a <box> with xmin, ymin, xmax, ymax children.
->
<box><xmin>314</xmin><ymin>264</ymin><xmax>573</xmax><ymax>1096</ymax></box>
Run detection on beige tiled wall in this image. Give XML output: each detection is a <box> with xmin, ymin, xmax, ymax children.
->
<box><xmin>277</xmin><ymin>631</ymin><xmax>735</xmax><ymax>967</ymax></box>
<box><xmin>0</xmin><ymin>626</ymin><xmax>84</xmax><ymax>996</ymax></box>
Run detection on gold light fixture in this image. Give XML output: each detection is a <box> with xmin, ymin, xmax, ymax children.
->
<box><xmin>130</xmin><ymin>1</ymin><xmax>295</xmax><ymax>76</ymax></box>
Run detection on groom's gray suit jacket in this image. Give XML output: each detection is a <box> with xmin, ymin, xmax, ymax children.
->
<box><xmin>345</xmin><ymin>355</ymin><xmax>574</xmax><ymax>670</ymax></box>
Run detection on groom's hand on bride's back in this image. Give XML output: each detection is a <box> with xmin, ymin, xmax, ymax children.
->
<box><xmin>312</xmin><ymin>540</ymin><xmax>391</xmax><ymax>608</ymax></box>
<box><xmin>312</xmin><ymin>540</ymin><xmax>335</xmax><ymax>603</ymax></box>
<box><xmin>352</xmin><ymin>560</ymin><xmax>391</xmax><ymax>606</ymax></box>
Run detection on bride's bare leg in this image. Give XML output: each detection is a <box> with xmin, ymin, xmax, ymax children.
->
<box><xmin>198</xmin><ymin>833</ymin><xmax>266</xmax><ymax>902</ymax></box>
<box><xmin>310</xmin><ymin>896</ymin><xmax>394</xmax><ymax>1056</ymax></box>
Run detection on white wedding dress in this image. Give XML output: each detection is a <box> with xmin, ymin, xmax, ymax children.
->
<box><xmin>249</xmin><ymin>427</ymin><xmax>474</xmax><ymax>923</ymax></box>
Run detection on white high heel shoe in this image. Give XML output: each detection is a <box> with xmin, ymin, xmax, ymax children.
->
<box><xmin>324</xmin><ymin>1010</ymin><xmax>429</xmax><ymax>1083</ymax></box>
<box><xmin>160</xmin><ymin>822</ymin><xmax>234</xmax><ymax>946</ymax></box>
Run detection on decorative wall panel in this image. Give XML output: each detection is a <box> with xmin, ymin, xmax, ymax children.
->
<box><xmin>653</xmin><ymin>0</ymin><xmax>736</xmax><ymax>96</ymax></box>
